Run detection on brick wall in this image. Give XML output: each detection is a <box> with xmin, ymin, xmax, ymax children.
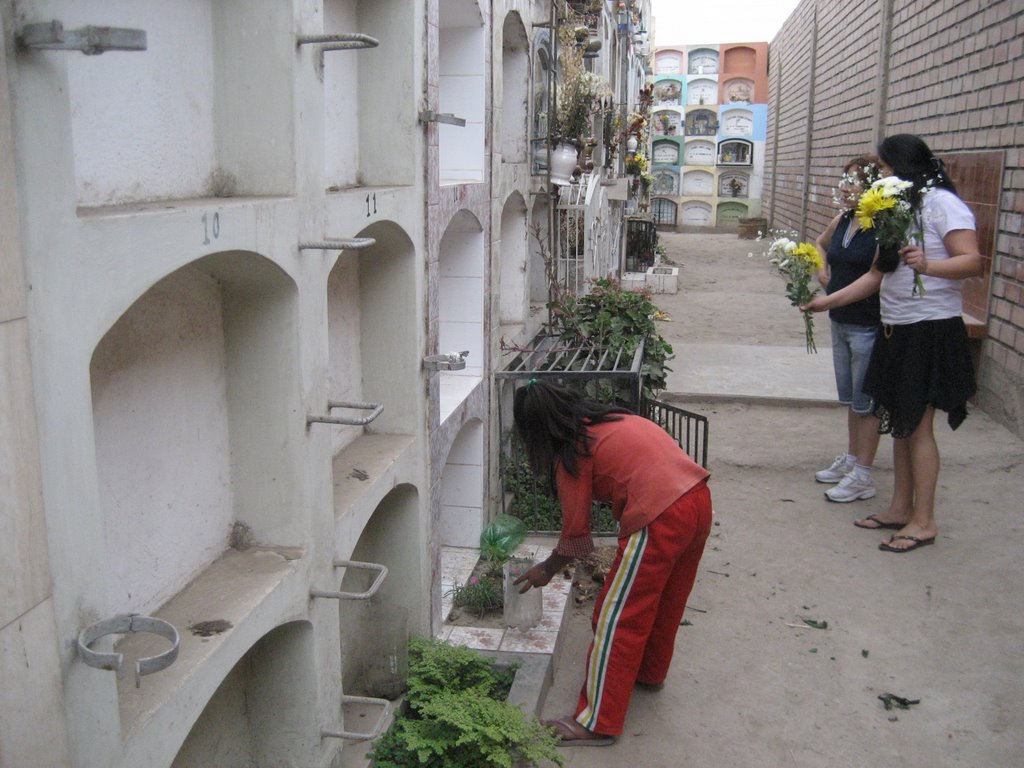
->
<box><xmin>764</xmin><ymin>0</ymin><xmax>1024</xmax><ymax>437</ymax></box>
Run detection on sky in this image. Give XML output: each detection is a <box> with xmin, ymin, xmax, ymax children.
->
<box><xmin>649</xmin><ymin>0</ymin><xmax>803</xmax><ymax>46</ymax></box>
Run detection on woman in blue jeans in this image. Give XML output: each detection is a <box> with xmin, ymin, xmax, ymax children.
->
<box><xmin>812</xmin><ymin>157</ymin><xmax>883</xmax><ymax>503</ymax></box>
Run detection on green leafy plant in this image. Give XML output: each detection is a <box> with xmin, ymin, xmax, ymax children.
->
<box><xmin>369</xmin><ymin>637</ymin><xmax>562</xmax><ymax>768</ymax></box>
<box><xmin>503</xmin><ymin>444</ymin><xmax>615</xmax><ymax>534</ymax></box>
<box><xmin>445</xmin><ymin>575</ymin><xmax>503</xmax><ymax>618</ymax></box>
<box><xmin>550</xmin><ymin>277</ymin><xmax>674</xmax><ymax>399</ymax></box>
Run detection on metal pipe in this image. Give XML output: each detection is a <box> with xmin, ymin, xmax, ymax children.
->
<box><xmin>321</xmin><ymin>695</ymin><xmax>391</xmax><ymax>741</ymax></box>
<box><xmin>299</xmin><ymin>239</ymin><xmax>376</xmax><ymax>251</ymax></box>
<box><xmin>306</xmin><ymin>400</ymin><xmax>383</xmax><ymax>427</ymax></box>
<box><xmin>296</xmin><ymin>32</ymin><xmax>378</xmax><ymax>48</ymax></box>
<box><xmin>310</xmin><ymin>560</ymin><xmax>389</xmax><ymax>601</ymax></box>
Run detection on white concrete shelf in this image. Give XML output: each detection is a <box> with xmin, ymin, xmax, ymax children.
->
<box><xmin>112</xmin><ymin>547</ymin><xmax>303</xmax><ymax>749</ymax></box>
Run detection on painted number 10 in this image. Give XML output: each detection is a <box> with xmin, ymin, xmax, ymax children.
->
<box><xmin>202</xmin><ymin>212</ymin><xmax>220</xmax><ymax>245</ymax></box>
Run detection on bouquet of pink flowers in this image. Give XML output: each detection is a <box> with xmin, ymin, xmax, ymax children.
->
<box><xmin>764</xmin><ymin>235</ymin><xmax>824</xmax><ymax>353</ymax></box>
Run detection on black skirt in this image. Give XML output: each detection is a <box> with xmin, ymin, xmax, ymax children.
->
<box><xmin>863</xmin><ymin>317</ymin><xmax>977</xmax><ymax>438</ymax></box>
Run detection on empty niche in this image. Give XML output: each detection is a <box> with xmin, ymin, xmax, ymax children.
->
<box><xmin>439</xmin><ymin>420</ymin><xmax>485</xmax><ymax>548</ymax></box>
<box><xmin>439</xmin><ymin>0</ymin><xmax>486</xmax><ymax>184</ymax></box>
<box><xmin>501</xmin><ymin>12</ymin><xmax>529</xmax><ymax>164</ymax></box>
<box><xmin>439</xmin><ymin>210</ymin><xmax>485</xmax><ymax>420</ymax></box>
<box><xmin>723</xmin><ymin>46</ymin><xmax>756</xmax><ymax>72</ymax></box>
<box><xmin>326</xmin><ymin>221</ymin><xmax>418</xmax><ymax>453</ymax></box>
<box><xmin>338</xmin><ymin>485</ymin><xmax>421</xmax><ymax>698</ymax></box>
<box><xmin>499</xmin><ymin>192</ymin><xmax>528</xmax><ymax>327</ymax></box>
<box><xmin>69</xmin><ymin>0</ymin><xmax>293</xmax><ymax>207</ymax></box>
<box><xmin>90</xmin><ymin>253</ymin><xmax>300</xmax><ymax>616</ymax></box>
<box><xmin>326</xmin><ymin>0</ymin><xmax>415</xmax><ymax>188</ymax></box>
<box><xmin>170</xmin><ymin>622</ymin><xmax>318</xmax><ymax>767</ymax></box>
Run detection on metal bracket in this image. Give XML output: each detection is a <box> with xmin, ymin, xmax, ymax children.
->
<box><xmin>311</xmin><ymin>560</ymin><xmax>389</xmax><ymax>601</ymax></box>
<box><xmin>77</xmin><ymin>615</ymin><xmax>179</xmax><ymax>688</ymax></box>
<box><xmin>322</xmin><ymin>695</ymin><xmax>391</xmax><ymax>741</ymax></box>
<box><xmin>423</xmin><ymin>351</ymin><xmax>468</xmax><ymax>371</ymax></box>
<box><xmin>18</xmin><ymin>20</ymin><xmax>146</xmax><ymax>55</ymax></box>
<box><xmin>307</xmin><ymin>400</ymin><xmax>383</xmax><ymax>427</ymax></box>
<box><xmin>299</xmin><ymin>239</ymin><xmax>376</xmax><ymax>252</ymax></box>
<box><xmin>418</xmin><ymin>110</ymin><xmax>467</xmax><ymax>127</ymax></box>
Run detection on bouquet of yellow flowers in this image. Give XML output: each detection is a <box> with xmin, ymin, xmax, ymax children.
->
<box><xmin>855</xmin><ymin>176</ymin><xmax>926</xmax><ymax>296</ymax></box>
<box><xmin>764</xmin><ymin>235</ymin><xmax>824</xmax><ymax>353</ymax></box>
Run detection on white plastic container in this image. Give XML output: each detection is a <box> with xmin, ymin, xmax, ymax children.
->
<box><xmin>502</xmin><ymin>558</ymin><xmax>543</xmax><ymax>630</ymax></box>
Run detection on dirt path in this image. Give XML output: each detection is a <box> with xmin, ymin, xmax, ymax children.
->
<box><xmin>540</xmin><ymin>232</ymin><xmax>1024</xmax><ymax>768</ymax></box>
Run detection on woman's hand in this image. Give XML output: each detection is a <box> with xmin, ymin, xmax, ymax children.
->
<box><xmin>901</xmin><ymin>244</ymin><xmax>928</xmax><ymax>274</ymax></box>
<box><xmin>801</xmin><ymin>295</ymin><xmax>831</xmax><ymax>313</ymax></box>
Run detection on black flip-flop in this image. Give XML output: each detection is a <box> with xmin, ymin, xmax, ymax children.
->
<box><xmin>543</xmin><ymin>716</ymin><xmax>617</xmax><ymax>747</ymax></box>
<box><xmin>854</xmin><ymin>515</ymin><xmax>904</xmax><ymax>531</ymax></box>
<box><xmin>879</xmin><ymin>535</ymin><xmax>936</xmax><ymax>553</ymax></box>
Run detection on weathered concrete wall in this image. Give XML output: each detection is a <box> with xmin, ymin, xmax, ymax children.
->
<box><xmin>764</xmin><ymin>0</ymin><xmax>1024</xmax><ymax>438</ymax></box>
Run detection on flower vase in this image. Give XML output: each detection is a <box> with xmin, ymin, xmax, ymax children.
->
<box><xmin>550</xmin><ymin>142</ymin><xmax>579</xmax><ymax>186</ymax></box>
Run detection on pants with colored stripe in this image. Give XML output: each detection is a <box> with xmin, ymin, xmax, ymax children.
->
<box><xmin>575</xmin><ymin>481</ymin><xmax>712</xmax><ymax>736</ymax></box>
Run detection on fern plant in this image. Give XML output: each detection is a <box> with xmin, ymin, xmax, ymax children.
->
<box><xmin>368</xmin><ymin>637</ymin><xmax>563</xmax><ymax>768</ymax></box>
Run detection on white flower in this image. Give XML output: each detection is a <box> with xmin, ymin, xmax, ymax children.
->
<box><xmin>872</xmin><ymin>176</ymin><xmax>913</xmax><ymax>197</ymax></box>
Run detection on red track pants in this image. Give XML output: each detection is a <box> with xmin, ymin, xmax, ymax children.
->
<box><xmin>574</xmin><ymin>480</ymin><xmax>712</xmax><ymax>736</ymax></box>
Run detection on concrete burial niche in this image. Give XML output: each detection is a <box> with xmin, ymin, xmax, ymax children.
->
<box><xmin>89</xmin><ymin>252</ymin><xmax>300</xmax><ymax>618</ymax></box>
<box><xmin>68</xmin><ymin>0</ymin><xmax>294</xmax><ymax>207</ymax></box>
<box><xmin>439</xmin><ymin>0</ymin><xmax>486</xmax><ymax>184</ymax></box>
<box><xmin>325</xmin><ymin>0</ymin><xmax>417</xmax><ymax>188</ymax></box>
<box><xmin>439</xmin><ymin>210</ymin><xmax>485</xmax><ymax>420</ymax></box>
<box><xmin>326</xmin><ymin>221</ymin><xmax>418</xmax><ymax>456</ymax></box>
<box><xmin>338</xmin><ymin>485</ymin><xmax>422</xmax><ymax>698</ymax></box>
<box><xmin>500</xmin><ymin>11</ymin><xmax>529</xmax><ymax>164</ymax></box>
<box><xmin>170</xmin><ymin>621</ymin><xmax>318</xmax><ymax>767</ymax></box>
<box><xmin>499</xmin><ymin>192</ymin><xmax>528</xmax><ymax>330</ymax></box>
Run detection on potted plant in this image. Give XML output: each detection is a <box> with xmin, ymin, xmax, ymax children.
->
<box><xmin>550</xmin><ymin>24</ymin><xmax>601</xmax><ymax>184</ymax></box>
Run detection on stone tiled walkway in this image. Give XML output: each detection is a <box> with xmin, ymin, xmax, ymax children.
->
<box><xmin>437</xmin><ymin>543</ymin><xmax>571</xmax><ymax>655</ymax></box>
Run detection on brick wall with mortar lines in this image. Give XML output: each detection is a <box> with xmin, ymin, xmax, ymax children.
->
<box><xmin>764</xmin><ymin>0</ymin><xmax>1024</xmax><ymax>437</ymax></box>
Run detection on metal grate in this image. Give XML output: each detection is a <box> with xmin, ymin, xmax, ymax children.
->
<box><xmin>642</xmin><ymin>398</ymin><xmax>710</xmax><ymax>469</ymax></box>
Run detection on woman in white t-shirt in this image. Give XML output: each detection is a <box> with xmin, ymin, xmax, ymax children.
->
<box><xmin>804</xmin><ymin>134</ymin><xmax>984</xmax><ymax>553</ymax></box>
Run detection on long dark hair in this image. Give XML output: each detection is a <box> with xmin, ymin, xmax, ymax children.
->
<box><xmin>877</xmin><ymin>134</ymin><xmax>957</xmax><ymax>210</ymax></box>
<box><xmin>513</xmin><ymin>380</ymin><xmax>629</xmax><ymax>489</ymax></box>
<box><xmin>874</xmin><ymin>134</ymin><xmax>958</xmax><ymax>272</ymax></box>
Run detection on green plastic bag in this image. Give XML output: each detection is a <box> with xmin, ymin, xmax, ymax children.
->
<box><xmin>479</xmin><ymin>515</ymin><xmax>526</xmax><ymax>568</ymax></box>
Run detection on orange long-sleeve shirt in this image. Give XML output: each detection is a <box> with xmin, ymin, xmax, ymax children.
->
<box><xmin>554</xmin><ymin>414</ymin><xmax>710</xmax><ymax>557</ymax></box>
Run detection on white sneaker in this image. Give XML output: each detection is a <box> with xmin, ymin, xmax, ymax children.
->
<box><xmin>825</xmin><ymin>473</ymin><xmax>877</xmax><ymax>502</ymax></box>
<box><xmin>815</xmin><ymin>455</ymin><xmax>853</xmax><ymax>484</ymax></box>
